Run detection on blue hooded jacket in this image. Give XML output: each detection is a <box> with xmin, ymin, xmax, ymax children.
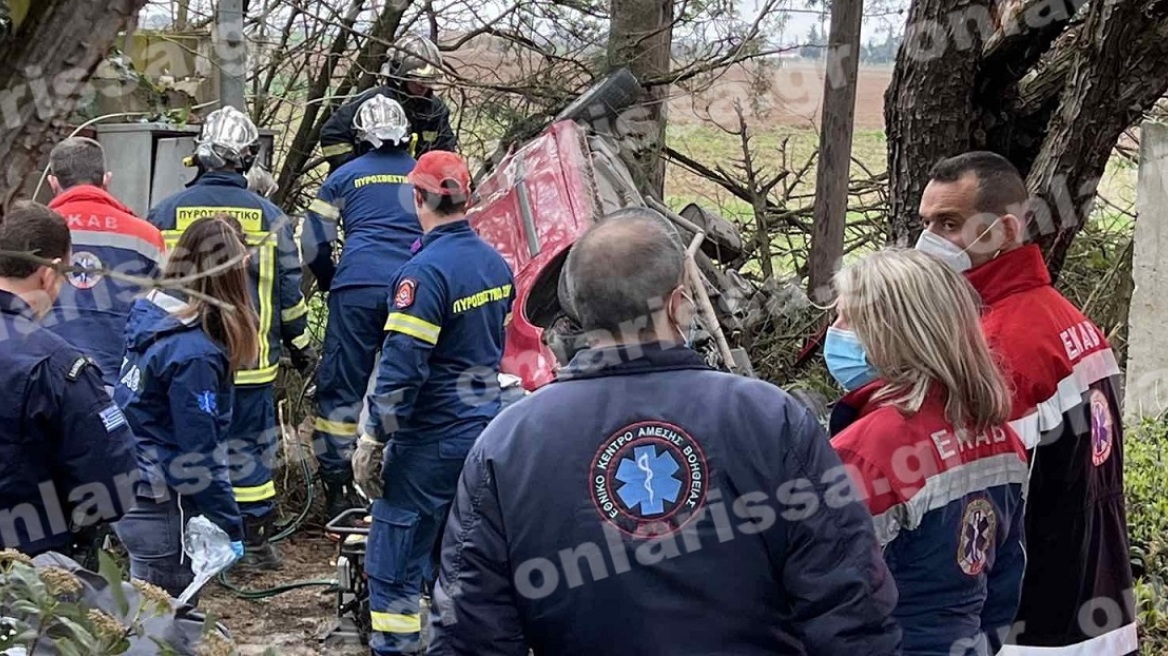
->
<box><xmin>113</xmin><ymin>290</ymin><xmax>243</xmax><ymax>542</ymax></box>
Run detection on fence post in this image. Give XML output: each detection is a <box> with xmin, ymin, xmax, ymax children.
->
<box><xmin>1124</xmin><ymin>121</ymin><xmax>1168</xmax><ymax>423</ymax></box>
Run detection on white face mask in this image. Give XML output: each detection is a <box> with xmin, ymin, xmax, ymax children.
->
<box><xmin>915</xmin><ymin>230</ymin><xmax>973</xmax><ymax>273</ymax></box>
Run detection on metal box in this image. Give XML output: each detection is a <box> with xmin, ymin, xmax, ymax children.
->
<box><xmin>91</xmin><ymin>122</ymin><xmax>276</xmax><ymax>218</ymax></box>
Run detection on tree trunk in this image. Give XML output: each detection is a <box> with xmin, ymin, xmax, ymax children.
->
<box><xmin>272</xmin><ymin>0</ymin><xmax>365</xmax><ymax>208</ymax></box>
<box><xmin>273</xmin><ymin>0</ymin><xmax>411</xmax><ymax>210</ymax></box>
<box><xmin>885</xmin><ymin>0</ymin><xmax>993</xmax><ymax>245</ymax></box>
<box><xmin>0</xmin><ymin>0</ymin><xmax>148</xmax><ymax>209</ymax></box>
<box><xmin>808</xmin><ymin>0</ymin><xmax>863</xmax><ymax>301</ymax></box>
<box><xmin>1027</xmin><ymin>0</ymin><xmax>1168</xmax><ymax>276</ymax></box>
<box><xmin>607</xmin><ymin>0</ymin><xmax>673</xmax><ymax>200</ymax></box>
<box><xmin>175</xmin><ymin>0</ymin><xmax>190</xmax><ymax>30</ymax></box>
<box><xmin>886</xmin><ymin>0</ymin><xmax>1168</xmax><ymax>279</ymax></box>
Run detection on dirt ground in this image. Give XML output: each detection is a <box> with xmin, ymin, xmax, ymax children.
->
<box><xmin>202</xmin><ymin>533</ymin><xmax>365</xmax><ymax>655</ymax></box>
<box><xmin>666</xmin><ymin>62</ymin><xmax>892</xmax><ymax>130</ymax></box>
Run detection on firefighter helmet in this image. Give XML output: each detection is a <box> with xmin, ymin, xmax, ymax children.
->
<box><xmin>353</xmin><ymin>94</ymin><xmax>411</xmax><ymax>149</ymax></box>
<box><xmin>195</xmin><ymin>106</ymin><xmax>260</xmax><ymax>171</ymax></box>
<box><xmin>379</xmin><ymin>34</ymin><xmax>443</xmax><ymax>84</ymax></box>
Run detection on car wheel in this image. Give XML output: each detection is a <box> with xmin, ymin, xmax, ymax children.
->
<box><xmin>554</xmin><ymin>68</ymin><xmax>644</xmax><ymax>131</ymax></box>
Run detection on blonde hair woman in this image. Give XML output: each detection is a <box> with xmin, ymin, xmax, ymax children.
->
<box><xmin>826</xmin><ymin>248</ymin><xmax>1030</xmax><ymax>656</ymax></box>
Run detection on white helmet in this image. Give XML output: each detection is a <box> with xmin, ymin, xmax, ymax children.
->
<box><xmin>196</xmin><ymin>106</ymin><xmax>259</xmax><ymax>171</ymax></box>
<box><xmin>354</xmin><ymin>95</ymin><xmax>410</xmax><ymax>149</ymax></box>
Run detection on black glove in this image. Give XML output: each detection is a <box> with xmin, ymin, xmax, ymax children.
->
<box><xmin>290</xmin><ymin>344</ymin><xmax>319</xmax><ymax>376</ymax></box>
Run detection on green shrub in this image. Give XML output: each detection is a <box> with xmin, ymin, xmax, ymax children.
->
<box><xmin>1125</xmin><ymin>421</ymin><xmax>1168</xmax><ymax>653</ymax></box>
<box><xmin>0</xmin><ymin>549</ymin><xmax>249</xmax><ymax>655</ymax></box>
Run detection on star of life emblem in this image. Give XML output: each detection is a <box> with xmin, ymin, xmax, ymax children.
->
<box><xmin>67</xmin><ymin>251</ymin><xmax>104</xmax><ymax>289</ymax></box>
<box><xmin>590</xmin><ymin>421</ymin><xmax>709</xmax><ymax>537</ymax></box>
<box><xmin>957</xmin><ymin>497</ymin><xmax>997</xmax><ymax>576</ymax></box>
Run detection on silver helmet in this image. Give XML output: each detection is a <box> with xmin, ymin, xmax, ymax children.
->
<box><xmin>353</xmin><ymin>94</ymin><xmax>410</xmax><ymax>149</ymax></box>
<box><xmin>378</xmin><ymin>34</ymin><xmax>443</xmax><ymax>85</ymax></box>
<box><xmin>195</xmin><ymin>106</ymin><xmax>260</xmax><ymax>171</ymax></box>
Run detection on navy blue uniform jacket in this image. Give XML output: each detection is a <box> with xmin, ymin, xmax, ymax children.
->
<box><xmin>301</xmin><ymin>148</ymin><xmax>422</xmax><ymax>292</ymax></box>
<box><xmin>114</xmin><ymin>291</ymin><xmax>243</xmax><ymax>542</ymax></box>
<box><xmin>365</xmin><ymin>220</ymin><xmax>514</xmax><ymax>444</ymax></box>
<box><xmin>429</xmin><ymin>344</ymin><xmax>903</xmax><ymax>655</ymax></box>
<box><xmin>0</xmin><ymin>291</ymin><xmax>138</xmax><ymax>555</ymax></box>
<box><xmin>148</xmin><ymin>171</ymin><xmax>309</xmax><ymax>387</ymax></box>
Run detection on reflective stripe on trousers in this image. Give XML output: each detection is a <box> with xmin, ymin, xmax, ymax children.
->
<box><xmin>313</xmin><ymin>286</ymin><xmax>389</xmax><ymax>475</ymax></box>
<box><xmin>366</xmin><ymin>437</ymin><xmax>477</xmax><ymax>655</ymax></box>
<box><xmin>227</xmin><ymin>383</ymin><xmax>279</xmax><ymax>518</ymax></box>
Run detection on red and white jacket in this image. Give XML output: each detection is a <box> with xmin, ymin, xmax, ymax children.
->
<box><xmin>832</xmin><ymin>383</ymin><xmax>1030</xmax><ymax>655</ymax></box>
<box><xmin>967</xmin><ymin>244</ymin><xmax>1136</xmax><ymax>655</ymax></box>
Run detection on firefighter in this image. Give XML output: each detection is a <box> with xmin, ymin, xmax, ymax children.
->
<box><xmin>0</xmin><ymin>202</ymin><xmax>138</xmax><ymax>557</ymax></box>
<box><xmin>916</xmin><ymin>151</ymin><xmax>1136</xmax><ymax>653</ymax></box>
<box><xmin>303</xmin><ymin>95</ymin><xmax>423</xmax><ymax>519</ymax></box>
<box><xmin>148</xmin><ymin>107</ymin><xmax>317</xmax><ymax>571</ymax></box>
<box><xmin>44</xmin><ymin>137</ymin><xmax>166</xmax><ymax>390</ymax></box>
<box><xmin>319</xmin><ymin>34</ymin><xmax>457</xmax><ymax>171</ymax></box>
<box><xmin>351</xmin><ymin>151</ymin><xmax>514</xmax><ymax>655</ymax></box>
<box><xmin>427</xmin><ymin>211</ymin><xmax>901</xmax><ymax>655</ymax></box>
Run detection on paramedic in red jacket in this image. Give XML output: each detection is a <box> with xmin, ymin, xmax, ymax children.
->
<box><xmin>827</xmin><ymin>248</ymin><xmax>1029</xmax><ymax>655</ymax></box>
<box><xmin>915</xmin><ymin>151</ymin><xmax>1136</xmax><ymax>654</ymax></box>
<box><xmin>45</xmin><ymin>137</ymin><xmax>165</xmax><ymax>388</ymax></box>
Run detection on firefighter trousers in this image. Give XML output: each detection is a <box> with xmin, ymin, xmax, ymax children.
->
<box><xmin>366</xmin><ymin>436</ymin><xmax>477</xmax><ymax>655</ymax></box>
<box><xmin>228</xmin><ymin>383</ymin><xmax>279</xmax><ymax>519</ymax></box>
<box><xmin>313</xmin><ymin>286</ymin><xmax>389</xmax><ymax>478</ymax></box>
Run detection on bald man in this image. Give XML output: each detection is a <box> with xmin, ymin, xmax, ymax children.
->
<box><xmin>428</xmin><ymin>209</ymin><xmax>902</xmax><ymax>655</ymax></box>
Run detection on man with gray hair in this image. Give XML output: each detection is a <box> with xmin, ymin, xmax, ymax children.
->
<box><xmin>429</xmin><ymin>209</ymin><xmax>902</xmax><ymax>655</ymax></box>
<box><xmin>45</xmin><ymin>136</ymin><xmax>165</xmax><ymax>389</ymax></box>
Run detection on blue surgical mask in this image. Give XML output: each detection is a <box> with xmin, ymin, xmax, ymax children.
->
<box><xmin>824</xmin><ymin>327</ymin><xmax>877</xmax><ymax>391</ymax></box>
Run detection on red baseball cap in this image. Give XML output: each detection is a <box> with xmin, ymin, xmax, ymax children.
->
<box><xmin>408</xmin><ymin>151</ymin><xmax>471</xmax><ymax>197</ymax></box>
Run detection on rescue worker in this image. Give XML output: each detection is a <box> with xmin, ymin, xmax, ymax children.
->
<box><xmin>319</xmin><ymin>34</ymin><xmax>456</xmax><ymax>171</ymax></box>
<box><xmin>114</xmin><ymin>216</ymin><xmax>256</xmax><ymax>598</ymax></box>
<box><xmin>916</xmin><ymin>151</ymin><xmax>1136</xmax><ymax>653</ymax></box>
<box><xmin>303</xmin><ymin>95</ymin><xmax>423</xmax><ymax>519</ymax></box>
<box><xmin>351</xmin><ymin>151</ymin><xmax>514</xmax><ymax>655</ymax></box>
<box><xmin>428</xmin><ymin>210</ymin><xmax>902</xmax><ymax>655</ymax></box>
<box><xmin>148</xmin><ymin>107</ymin><xmax>316</xmax><ymax>571</ymax></box>
<box><xmin>0</xmin><ymin>202</ymin><xmax>138</xmax><ymax>557</ymax></box>
<box><xmin>44</xmin><ymin>136</ymin><xmax>165</xmax><ymax>389</ymax></box>
<box><xmin>827</xmin><ymin>249</ymin><xmax>1028</xmax><ymax>655</ymax></box>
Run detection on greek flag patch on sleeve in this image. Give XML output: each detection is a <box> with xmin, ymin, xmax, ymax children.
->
<box><xmin>99</xmin><ymin>405</ymin><xmax>127</xmax><ymax>432</ymax></box>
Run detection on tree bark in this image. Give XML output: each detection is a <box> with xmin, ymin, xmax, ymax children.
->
<box><xmin>808</xmin><ymin>0</ymin><xmax>863</xmax><ymax>301</ymax></box>
<box><xmin>1028</xmin><ymin>1</ymin><xmax>1168</xmax><ymax>276</ymax></box>
<box><xmin>607</xmin><ymin>0</ymin><xmax>673</xmax><ymax>199</ymax></box>
<box><xmin>272</xmin><ymin>0</ymin><xmax>411</xmax><ymax>210</ymax></box>
<box><xmin>885</xmin><ymin>0</ymin><xmax>993</xmax><ymax>244</ymax></box>
<box><xmin>0</xmin><ymin>0</ymin><xmax>148</xmax><ymax>209</ymax></box>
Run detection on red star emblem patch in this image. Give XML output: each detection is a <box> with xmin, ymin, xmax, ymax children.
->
<box><xmin>394</xmin><ymin>278</ymin><xmax>417</xmax><ymax>309</ymax></box>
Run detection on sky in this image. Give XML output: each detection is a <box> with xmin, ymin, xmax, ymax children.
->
<box><xmin>139</xmin><ymin>0</ymin><xmax>909</xmax><ymax>48</ymax></box>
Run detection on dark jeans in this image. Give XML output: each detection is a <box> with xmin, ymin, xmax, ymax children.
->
<box><xmin>114</xmin><ymin>496</ymin><xmax>194</xmax><ymax>600</ymax></box>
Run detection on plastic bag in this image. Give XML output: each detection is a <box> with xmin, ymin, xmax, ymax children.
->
<box><xmin>177</xmin><ymin>516</ymin><xmax>236</xmax><ymax>604</ymax></box>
